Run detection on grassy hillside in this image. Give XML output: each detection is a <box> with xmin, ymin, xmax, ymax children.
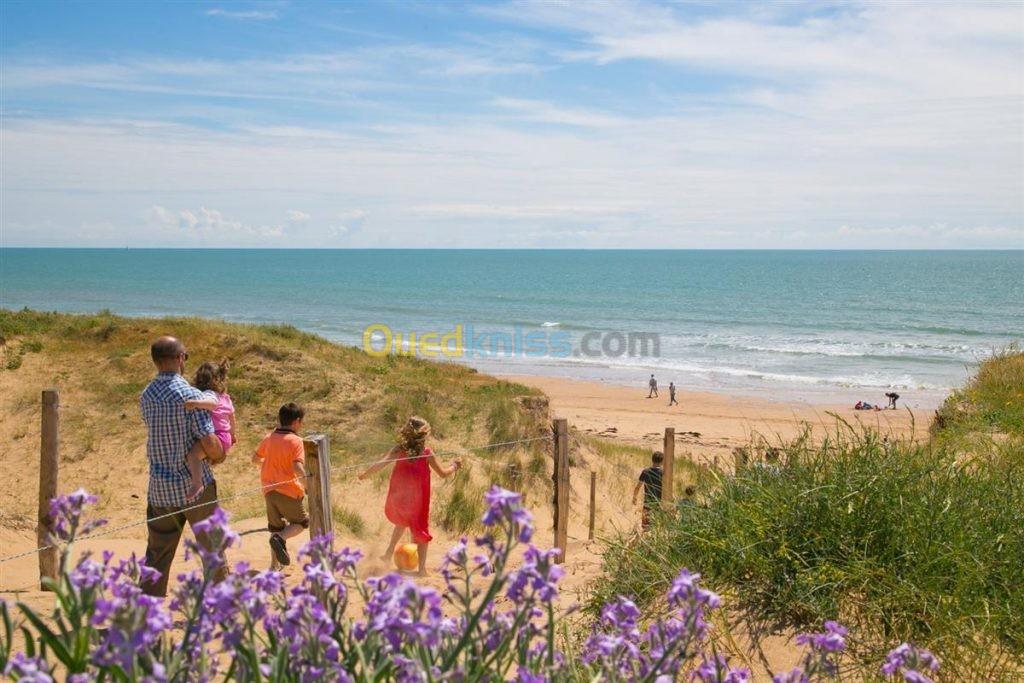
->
<box><xmin>0</xmin><ymin>309</ymin><xmax>550</xmax><ymax>533</ymax></box>
<box><xmin>932</xmin><ymin>345</ymin><xmax>1024</xmax><ymax>446</ymax></box>
<box><xmin>593</xmin><ymin>351</ymin><xmax>1024</xmax><ymax>680</ymax></box>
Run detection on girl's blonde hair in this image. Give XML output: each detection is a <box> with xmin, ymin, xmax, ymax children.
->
<box><xmin>193</xmin><ymin>359</ymin><xmax>229</xmax><ymax>394</ymax></box>
<box><xmin>398</xmin><ymin>416</ymin><xmax>431</xmax><ymax>457</ymax></box>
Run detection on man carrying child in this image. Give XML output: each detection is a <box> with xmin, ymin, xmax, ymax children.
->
<box><xmin>253</xmin><ymin>402</ymin><xmax>310</xmax><ymax>568</ymax></box>
<box><xmin>140</xmin><ymin>336</ymin><xmax>226</xmax><ymax>596</ymax></box>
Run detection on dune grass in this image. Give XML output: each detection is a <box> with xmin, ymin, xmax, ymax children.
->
<box><xmin>592</xmin><ymin>351</ymin><xmax>1024</xmax><ymax>679</ymax></box>
<box><xmin>933</xmin><ymin>344</ymin><xmax>1024</xmax><ymax>443</ymax></box>
<box><xmin>0</xmin><ymin>308</ymin><xmax>548</xmax><ymax>532</ymax></box>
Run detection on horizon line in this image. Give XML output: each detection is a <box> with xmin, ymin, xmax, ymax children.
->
<box><xmin>2</xmin><ymin>246</ymin><xmax>1022</xmax><ymax>252</ymax></box>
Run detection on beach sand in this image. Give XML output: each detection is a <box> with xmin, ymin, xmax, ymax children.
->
<box><xmin>507</xmin><ymin>374</ymin><xmax>933</xmax><ymax>466</ymax></box>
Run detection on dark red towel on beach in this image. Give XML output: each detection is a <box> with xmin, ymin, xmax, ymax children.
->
<box><xmin>385</xmin><ymin>447</ymin><xmax>433</xmax><ymax>543</ymax></box>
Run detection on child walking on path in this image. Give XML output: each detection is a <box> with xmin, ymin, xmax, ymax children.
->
<box><xmin>183</xmin><ymin>360</ymin><xmax>236</xmax><ymax>501</ymax></box>
<box><xmin>632</xmin><ymin>451</ymin><xmax>664</xmax><ymax>531</ymax></box>
<box><xmin>357</xmin><ymin>416</ymin><xmax>461</xmax><ymax>576</ymax></box>
<box><xmin>253</xmin><ymin>403</ymin><xmax>309</xmax><ymax>568</ymax></box>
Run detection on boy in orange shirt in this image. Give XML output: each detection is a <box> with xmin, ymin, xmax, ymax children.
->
<box><xmin>252</xmin><ymin>402</ymin><xmax>309</xmax><ymax>568</ymax></box>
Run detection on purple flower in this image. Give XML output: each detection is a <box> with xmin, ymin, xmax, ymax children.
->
<box><xmin>47</xmin><ymin>488</ymin><xmax>105</xmax><ymax>542</ymax></box>
<box><xmin>4</xmin><ymin>653</ymin><xmax>54</xmax><ymax>682</ymax></box>
<box><xmin>184</xmin><ymin>507</ymin><xmax>237</xmax><ymax>574</ymax></box>
<box><xmin>772</xmin><ymin>668</ymin><xmax>809</xmax><ymax>683</ymax></box>
<box><xmin>882</xmin><ymin>643</ymin><xmax>940</xmax><ymax>682</ymax></box>
<box><xmin>69</xmin><ymin>554</ymin><xmax>106</xmax><ymax>591</ymax></box>
<box><xmin>481</xmin><ymin>486</ymin><xmax>534</xmax><ymax>542</ymax></box>
<box><xmin>792</xmin><ymin>620</ymin><xmax>849</xmax><ymax>679</ymax></box>
<box><xmin>516</xmin><ymin>669</ymin><xmax>548</xmax><ymax>683</ymax></box>
<box><xmin>693</xmin><ymin>655</ymin><xmax>750</xmax><ymax>682</ymax></box>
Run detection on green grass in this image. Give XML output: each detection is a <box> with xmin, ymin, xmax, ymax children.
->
<box><xmin>0</xmin><ymin>308</ymin><xmax>547</xmax><ymax>534</ymax></box>
<box><xmin>933</xmin><ymin>345</ymin><xmax>1024</xmax><ymax>442</ymax></box>
<box><xmin>581</xmin><ymin>435</ymin><xmax>715</xmax><ymax>492</ymax></box>
<box><xmin>332</xmin><ymin>505</ymin><xmax>367</xmax><ymax>536</ymax></box>
<box><xmin>434</xmin><ymin>471</ymin><xmax>486</xmax><ymax>534</ymax></box>
<box><xmin>593</xmin><ymin>351</ymin><xmax>1024</xmax><ymax>679</ymax></box>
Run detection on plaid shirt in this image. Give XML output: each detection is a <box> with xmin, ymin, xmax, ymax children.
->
<box><xmin>140</xmin><ymin>372</ymin><xmax>215</xmax><ymax>507</ymax></box>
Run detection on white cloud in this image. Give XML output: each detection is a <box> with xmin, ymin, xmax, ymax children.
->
<box><xmin>329</xmin><ymin>209</ymin><xmax>368</xmax><ymax>237</ymax></box>
<box><xmin>287</xmin><ymin>210</ymin><xmax>311</xmax><ymax>223</ymax></box>
<box><xmin>491</xmin><ymin>98</ymin><xmax>627</xmax><ymax>128</ymax></box>
<box><xmin>205</xmin><ymin>8</ymin><xmax>279</xmax><ymax>20</ymax></box>
<box><xmin>145</xmin><ymin>205</ymin><xmax>286</xmax><ymax>243</ymax></box>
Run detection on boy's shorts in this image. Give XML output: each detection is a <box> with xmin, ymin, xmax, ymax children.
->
<box><xmin>265</xmin><ymin>491</ymin><xmax>309</xmax><ymax>533</ymax></box>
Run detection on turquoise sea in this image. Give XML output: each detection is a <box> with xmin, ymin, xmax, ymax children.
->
<box><xmin>2</xmin><ymin>249</ymin><xmax>1021</xmax><ymax>406</ymax></box>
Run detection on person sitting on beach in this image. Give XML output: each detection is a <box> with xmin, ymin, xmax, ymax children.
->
<box><xmin>357</xmin><ymin>416</ymin><xmax>461</xmax><ymax>577</ymax></box>
<box><xmin>854</xmin><ymin>400</ymin><xmax>880</xmax><ymax>411</ymax></box>
<box><xmin>252</xmin><ymin>402</ymin><xmax>309</xmax><ymax>568</ymax></box>
<box><xmin>183</xmin><ymin>360</ymin><xmax>236</xmax><ymax>502</ymax></box>
<box><xmin>647</xmin><ymin>374</ymin><xmax>658</xmax><ymax>399</ymax></box>
<box><xmin>668</xmin><ymin>381</ymin><xmax>678</xmax><ymax>406</ymax></box>
<box><xmin>885</xmin><ymin>392</ymin><xmax>900</xmax><ymax>409</ymax></box>
<box><xmin>632</xmin><ymin>451</ymin><xmax>663</xmax><ymax>531</ymax></box>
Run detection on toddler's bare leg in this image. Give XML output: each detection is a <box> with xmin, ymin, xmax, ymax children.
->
<box><xmin>185</xmin><ymin>441</ymin><xmax>207</xmax><ymax>502</ymax></box>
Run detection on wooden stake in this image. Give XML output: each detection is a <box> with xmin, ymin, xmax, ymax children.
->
<box><xmin>303</xmin><ymin>433</ymin><xmax>334</xmax><ymax>550</ymax></box>
<box><xmin>662</xmin><ymin>427</ymin><xmax>675</xmax><ymax>504</ymax></box>
<box><xmin>588</xmin><ymin>470</ymin><xmax>596</xmax><ymax>541</ymax></box>
<box><xmin>552</xmin><ymin>418</ymin><xmax>569</xmax><ymax>563</ymax></box>
<box><xmin>38</xmin><ymin>389</ymin><xmax>59</xmax><ymax>589</ymax></box>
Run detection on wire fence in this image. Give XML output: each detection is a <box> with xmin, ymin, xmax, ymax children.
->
<box><xmin>0</xmin><ymin>434</ymin><xmax>553</xmax><ymax>567</ymax></box>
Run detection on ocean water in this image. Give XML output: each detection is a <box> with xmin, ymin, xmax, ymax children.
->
<box><xmin>2</xmin><ymin>249</ymin><xmax>1021</xmax><ymax>406</ymax></box>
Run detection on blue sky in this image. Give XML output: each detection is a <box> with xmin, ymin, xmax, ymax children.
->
<box><xmin>1</xmin><ymin>0</ymin><xmax>1022</xmax><ymax>248</ymax></box>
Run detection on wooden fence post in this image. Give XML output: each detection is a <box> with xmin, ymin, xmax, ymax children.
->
<box><xmin>552</xmin><ymin>418</ymin><xmax>569</xmax><ymax>563</ymax></box>
<box><xmin>303</xmin><ymin>433</ymin><xmax>334</xmax><ymax>550</ymax></box>
<box><xmin>588</xmin><ymin>471</ymin><xmax>596</xmax><ymax>541</ymax></box>
<box><xmin>662</xmin><ymin>427</ymin><xmax>675</xmax><ymax>504</ymax></box>
<box><xmin>38</xmin><ymin>389</ymin><xmax>60</xmax><ymax>589</ymax></box>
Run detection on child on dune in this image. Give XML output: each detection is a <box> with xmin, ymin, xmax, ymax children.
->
<box><xmin>183</xmin><ymin>360</ymin><xmax>236</xmax><ymax>501</ymax></box>
<box><xmin>253</xmin><ymin>402</ymin><xmax>309</xmax><ymax>569</ymax></box>
<box><xmin>357</xmin><ymin>416</ymin><xmax>461</xmax><ymax>577</ymax></box>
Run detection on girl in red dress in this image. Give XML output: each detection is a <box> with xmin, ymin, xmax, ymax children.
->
<box><xmin>357</xmin><ymin>416</ymin><xmax>460</xmax><ymax>576</ymax></box>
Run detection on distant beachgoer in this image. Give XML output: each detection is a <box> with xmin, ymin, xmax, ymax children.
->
<box><xmin>253</xmin><ymin>402</ymin><xmax>308</xmax><ymax>569</ymax></box>
<box><xmin>753</xmin><ymin>448</ymin><xmax>783</xmax><ymax>475</ymax></box>
<box><xmin>668</xmin><ymin>382</ymin><xmax>678</xmax><ymax>406</ymax></box>
<box><xmin>678</xmin><ymin>484</ymin><xmax>697</xmax><ymax>515</ymax></box>
<box><xmin>885</xmin><ymin>392</ymin><xmax>900</xmax><ymax>409</ymax></box>
<box><xmin>632</xmin><ymin>451</ymin><xmax>663</xmax><ymax>531</ymax></box>
<box><xmin>855</xmin><ymin>401</ymin><xmax>881</xmax><ymax>411</ymax></box>
<box><xmin>647</xmin><ymin>374</ymin><xmax>658</xmax><ymax>398</ymax></box>
<box><xmin>357</xmin><ymin>416</ymin><xmax>461</xmax><ymax>576</ymax></box>
<box><xmin>140</xmin><ymin>336</ymin><xmax>226</xmax><ymax>597</ymax></box>
<box><xmin>183</xmin><ymin>360</ymin><xmax>236</xmax><ymax>502</ymax></box>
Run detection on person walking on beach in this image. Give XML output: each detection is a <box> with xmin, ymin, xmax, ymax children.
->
<box><xmin>885</xmin><ymin>392</ymin><xmax>900</xmax><ymax>409</ymax></box>
<box><xmin>668</xmin><ymin>382</ymin><xmax>678</xmax><ymax>406</ymax></box>
<box><xmin>632</xmin><ymin>451</ymin><xmax>663</xmax><ymax>531</ymax></box>
<box><xmin>140</xmin><ymin>336</ymin><xmax>226</xmax><ymax>597</ymax></box>
<box><xmin>357</xmin><ymin>416</ymin><xmax>461</xmax><ymax>576</ymax></box>
<box><xmin>647</xmin><ymin>374</ymin><xmax>658</xmax><ymax>398</ymax></box>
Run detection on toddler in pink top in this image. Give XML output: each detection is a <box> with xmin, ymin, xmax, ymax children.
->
<box><xmin>184</xmin><ymin>360</ymin><xmax>236</xmax><ymax>501</ymax></box>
